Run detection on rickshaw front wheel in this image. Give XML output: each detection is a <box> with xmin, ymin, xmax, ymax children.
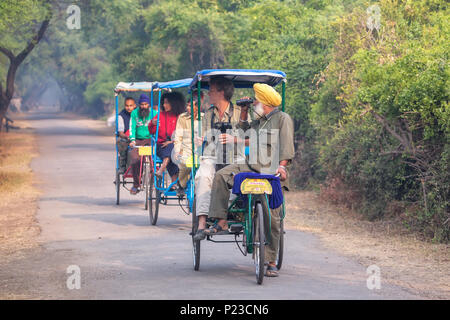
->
<box><xmin>253</xmin><ymin>201</ymin><xmax>265</xmax><ymax>285</ymax></box>
<box><xmin>115</xmin><ymin>169</ymin><xmax>120</xmax><ymax>205</ymax></box>
<box><xmin>191</xmin><ymin>197</ymin><xmax>201</xmax><ymax>271</ymax></box>
<box><xmin>143</xmin><ymin>162</ymin><xmax>151</xmax><ymax>210</ymax></box>
<box><xmin>149</xmin><ymin>178</ymin><xmax>160</xmax><ymax>225</ymax></box>
<box><xmin>276</xmin><ymin>218</ymin><xmax>284</xmax><ymax>270</ymax></box>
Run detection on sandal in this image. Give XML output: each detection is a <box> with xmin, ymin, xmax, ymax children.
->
<box><xmin>203</xmin><ymin>223</ymin><xmax>228</xmax><ymax>236</ymax></box>
<box><xmin>265</xmin><ymin>265</ymin><xmax>279</xmax><ymax>277</ymax></box>
<box><xmin>193</xmin><ymin>229</ymin><xmax>206</xmax><ymax>241</ymax></box>
<box><xmin>130</xmin><ymin>187</ymin><xmax>139</xmax><ymax>195</ymax></box>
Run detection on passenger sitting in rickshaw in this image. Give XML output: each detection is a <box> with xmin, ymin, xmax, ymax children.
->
<box><xmin>129</xmin><ymin>94</ymin><xmax>154</xmax><ymax>195</ymax></box>
<box><xmin>173</xmin><ymin>89</ymin><xmax>205</xmax><ymax>197</ymax></box>
<box><xmin>117</xmin><ymin>97</ymin><xmax>136</xmax><ymax>173</ymax></box>
<box><xmin>200</xmin><ymin>83</ymin><xmax>295</xmax><ymax>278</ymax></box>
<box><xmin>148</xmin><ymin>91</ymin><xmax>186</xmax><ymax>187</ymax></box>
<box><xmin>194</xmin><ymin>76</ymin><xmax>249</xmax><ymax>238</ymax></box>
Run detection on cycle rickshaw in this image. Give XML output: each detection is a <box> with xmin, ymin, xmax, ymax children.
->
<box><xmin>147</xmin><ymin>78</ymin><xmax>197</xmax><ymax>225</ymax></box>
<box><xmin>113</xmin><ymin>82</ymin><xmax>158</xmax><ymax>211</ymax></box>
<box><xmin>188</xmin><ymin>69</ymin><xmax>287</xmax><ymax>284</ymax></box>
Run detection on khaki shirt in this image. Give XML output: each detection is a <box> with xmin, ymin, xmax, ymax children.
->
<box><xmin>173</xmin><ymin>111</ymin><xmax>204</xmax><ymax>159</ymax></box>
<box><xmin>202</xmin><ymin>102</ymin><xmax>242</xmax><ymax>134</ymax></box>
<box><xmin>202</xmin><ymin>102</ymin><xmax>248</xmax><ymax>162</ymax></box>
<box><xmin>238</xmin><ymin>108</ymin><xmax>295</xmax><ymax>189</ymax></box>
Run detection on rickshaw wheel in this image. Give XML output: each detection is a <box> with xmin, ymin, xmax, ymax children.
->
<box><xmin>253</xmin><ymin>201</ymin><xmax>265</xmax><ymax>285</ymax></box>
<box><xmin>148</xmin><ymin>174</ymin><xmax>158</xmax><ymax>225</ymax></box>
<box><xmin>276</xmin><ymin>218</ymin><xmax>284</xmax><ymax>270</ymax></box>
<box><xmin>191</xmin><ymin>196</ymin><xmax>200</xmax><ymax>271</ymax></box>
<box><xmin>149</xmin><ymin>187</ymin><xmax>160</xmax><ymax>226</ymax></box>
<box><xmin>115</xmin><ymin>169</ymin><xmax>120</xmax><ymax>205</ymax></box>
<box><xmin>143</xmin><ymin>162</ymin><xmax>151</xmax><ymax>210</ymax></box>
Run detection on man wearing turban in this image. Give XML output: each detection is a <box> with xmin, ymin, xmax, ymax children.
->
<box><xmin>197</xmin><ymin>83</ymin><xmax>295</xmax><ymax>277</ymax></box>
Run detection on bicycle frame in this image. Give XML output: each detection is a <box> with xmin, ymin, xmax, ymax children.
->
<box><xmin>206</xmin><ymin>193</ymin><xmax>271</xmax><ymax>253</ymax></box>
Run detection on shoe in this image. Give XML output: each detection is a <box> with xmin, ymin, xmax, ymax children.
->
<box><xmin>203</xmin><ymin>223</ymin><xmax>229</xmax><ymax>236</ymax></box>
<box><xmin>193</xmin><ymin>229</ymin><xmax>206</xmax><ymax>241</ymax></box>
<box><xmin>265</xmin><ymin>265</ymin><xmax>279</xmax><ymax>277</ymax></box>
<box><xmin>130</xmin><ymin>187</ymin><xmax>138</xmax><ymax>195</ymax></box>
<box><xmin>177</xmin><ymin>186</ymin><xmax>185</xmax><ymax>197</ymax></box>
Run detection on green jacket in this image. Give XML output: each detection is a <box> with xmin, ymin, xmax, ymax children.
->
<box><xmin>129</xmin><ymin>108</ymin><xmax>156</xmax><ymax>141</ymax></box>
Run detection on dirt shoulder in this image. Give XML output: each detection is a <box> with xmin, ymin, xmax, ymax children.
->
<box><xmin>0</xmin><ymin>120</ymin><xmax>40</xmax><ymax>264</ymax></box>
<box><xmin>284</xmin><ymin>191</ymin><xmax>450</xmax><ymax>299</ymax></box>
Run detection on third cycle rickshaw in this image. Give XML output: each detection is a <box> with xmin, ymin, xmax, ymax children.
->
<box><xmin>113</xmin><ymin>81</ymin><xmax>157</xmax><ymax>210</ymax></box>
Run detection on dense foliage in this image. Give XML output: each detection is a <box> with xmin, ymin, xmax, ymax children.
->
<box><xmin>2</xmin><ymin>0</ymin><xmax>448</xmax><ymax>241</ymax></box>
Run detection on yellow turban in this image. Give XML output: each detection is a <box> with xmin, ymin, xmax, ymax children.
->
<box><xmin>253</xmin><ymin>83</ymin><xmax>282</xmax><ymax>108</ymax></box>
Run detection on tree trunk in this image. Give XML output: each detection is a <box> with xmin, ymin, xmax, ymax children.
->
<box><xmin>0</xmin><ymin>17</ymin><xmax>51</xmax><ymax>133</ymax></box>
<box><xmin>0</xmin><ymin>99</ymin><xmax>8</xmax><ymax>132</ymax></box>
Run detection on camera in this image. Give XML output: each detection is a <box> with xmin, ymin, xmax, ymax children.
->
<box><xmin>236</xmin><ymin>97</ymin><xmax>254</xmax><ymax>107</ymax></box>
<box><xmin>213</xmin><ymin>122</ymin><xmax>232</xmax><ymax>134</ymax></box>
<box><xmin>213</xmin><ymin>122</ymin><xmax>233</xmax><ymax>171</ymax></box>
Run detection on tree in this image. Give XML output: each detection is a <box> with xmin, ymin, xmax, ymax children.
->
<box><xmin>0</xmin><ymin>0</ymin><xmax>52</xmax><ymax>131</ymax></box>
<box><xmin>312</xmin><ymin>0</ymin><xmax>449</xmax><ymax>241</ymax></box>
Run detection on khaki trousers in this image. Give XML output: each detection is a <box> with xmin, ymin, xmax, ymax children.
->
<box><xmin>194</xmin><ymin>157</ymin><xmax>216</xmax><ymax>216</ymax></box>
<box><xmin>178</xmin><ymin>163</ymin><xmax>191</xmax><ymax>189</ymax></box>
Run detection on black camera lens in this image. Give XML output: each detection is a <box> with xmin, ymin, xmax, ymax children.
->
<box><xmin>236</xmin><ymin>98</ymin><xmax>254</xmax><ymax>106</ymax></box>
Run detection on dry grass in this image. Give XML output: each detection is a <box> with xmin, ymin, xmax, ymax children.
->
<box><xmin>285</xmin><ymin>191</ymin><xmax>450</xmax><ymax>299</ymax></box>
<box><xmin>0</xmin><ymin>122</ymin><xmax>40</xmax><ymax>261</ymax></box>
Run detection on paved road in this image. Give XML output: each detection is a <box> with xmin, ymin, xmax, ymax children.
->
<box><xmin>1</xmin><ymin>112</ymin><xmax>422</xmax><ymax>299</ymax></box>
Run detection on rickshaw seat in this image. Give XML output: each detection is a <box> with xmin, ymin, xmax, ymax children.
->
<box><xmin>232</xmin><ymin>172</ymin><xmax>283</xmax><ymax>209</ymax></box>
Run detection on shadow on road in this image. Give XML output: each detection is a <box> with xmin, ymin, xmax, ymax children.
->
<box><xmin>59</xmin><ymin>143</ymin><xmax>113</xmax><ymax>151</ymax></box>
<box><xmin>34</xmin><ymin>126</ymin><xmax>111</xmax><ymax>137</ymax></box>
<box><xmin>40</xmin><ymin>196</ymin><xmax>131</xmax><ymax>207</ymax></box>
<box><xmin>62</xmin><ymin>213</ymin><xmax>188</xmax><ymax>228</ymax></box>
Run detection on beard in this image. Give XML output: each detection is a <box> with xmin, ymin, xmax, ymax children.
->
<box><xmin>139</xmin><ymin>107</ymin><xmax>150</xmax><ymax>118</ymax></box>
<box><xmin>253</xmin><ymin>102</ymin><xmax>265</xmax><ymax>120</ymax></box>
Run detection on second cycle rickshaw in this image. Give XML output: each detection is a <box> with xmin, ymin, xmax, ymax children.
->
<box><xmin>147</xmin><ymin>78</ymin><xmax>197</xmax><ymax>225</ymax></box>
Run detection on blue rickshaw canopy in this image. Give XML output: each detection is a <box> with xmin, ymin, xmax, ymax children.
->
<box><xmin>156</xmin><ymin>78</ymin><xmax>193</xmax><ymax>89</ymax></box>
<box><xmin>189</xmin><ymin>69</ymin><xmax>286</xmax><ymax>91</ymax></box>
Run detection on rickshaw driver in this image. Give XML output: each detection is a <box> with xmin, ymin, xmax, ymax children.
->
<box><xmin>128</xmin><ymin>93</ymin><xmax>154</xmax><ymax>195</ymax></box>
<box><xmin>117</xmin><ymin>97</ymin><xmax>136</xmax><ymax>173</ymax></box>
<box><xmin>202</xmin><ymin>83</ymin><xmax>295</xmax><ymax>277</ymax></box>
<box><xmin>193</xmin><ymin>77</ymin><xmax>247</xmax><ymax>237</ymax></box>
